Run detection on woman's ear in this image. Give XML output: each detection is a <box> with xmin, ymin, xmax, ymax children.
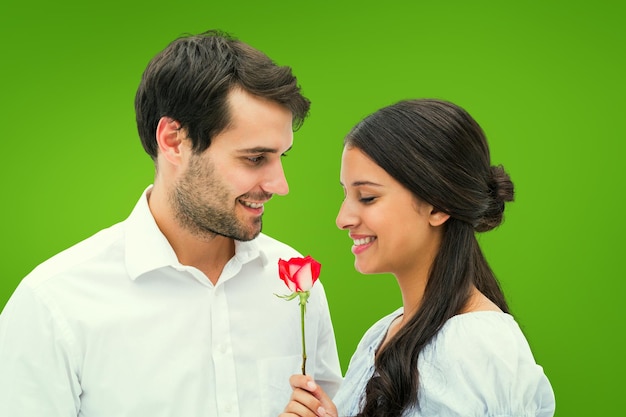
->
<box><xmin>429</xmin><ymin>208</ymin><xmax>450</xmax><ymax>227</ymax></box>
<box><xmin>156</xmin><ymin>117</ymin><xmax>185</xmax><ymax>165</ymax></box>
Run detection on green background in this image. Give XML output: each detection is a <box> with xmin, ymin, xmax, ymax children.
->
<box><xmin>1</xmin><ymin>1</ymin><xmax>623</xmax><ymax>415</ymax></box>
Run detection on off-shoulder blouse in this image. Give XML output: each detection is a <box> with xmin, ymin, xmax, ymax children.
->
<box><xmin>333</xmin><ymin>308</ymin><xmax>555</xmax><ymax>416</ymax></box>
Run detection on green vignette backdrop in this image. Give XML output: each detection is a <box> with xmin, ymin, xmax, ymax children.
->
<box><xmin>0</xmin><ymin>1</ymin><xmax>623</xmax><ymax>416</ymax></box>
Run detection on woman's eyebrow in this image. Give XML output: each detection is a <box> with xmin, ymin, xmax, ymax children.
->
<box><xmin>339</xmin><ymin>180</ymin><xmax>383</xmax><ymax>187</ymax></box>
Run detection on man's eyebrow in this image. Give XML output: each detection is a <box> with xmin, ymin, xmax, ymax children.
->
<box><xmin>237</xmin><ymin>145</ymin><xmax>293</xmax><ymax>154</ymax></box>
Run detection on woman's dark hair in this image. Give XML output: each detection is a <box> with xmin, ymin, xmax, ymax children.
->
<box><xmin>135</xmin><ymin>29</ymin><xmax>310</xmax><ymax>160</ymax></box>
<box><xmin>345</xmin><ymin>99</ymin><xmax>514</xmax><ymax>417</ymax></box>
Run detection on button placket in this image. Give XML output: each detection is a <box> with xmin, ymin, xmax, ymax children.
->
<box><xmin>210</xmin><ymin>284</ymin><xmax>239</xmax><ymax>416</ymax></box>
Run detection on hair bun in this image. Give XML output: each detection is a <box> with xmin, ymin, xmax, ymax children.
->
<box><xmin>489</xmin><ymin>165</ymin><xmax>514</xmax><ymax>203</ymax></box>
<box><xmin>474</xmin><ymin>165</ymin><xmax>515</xmax><ymax>232</ymax></box>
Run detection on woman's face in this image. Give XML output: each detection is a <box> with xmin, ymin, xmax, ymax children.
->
<box><xmin>336</xmin><ymin>146</ymin><xmax>447</xmax><ymax>278</ymax></box>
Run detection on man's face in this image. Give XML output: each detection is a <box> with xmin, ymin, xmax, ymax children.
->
<box><xmin>171</xmin><ymin>89</ymin><xmax>294</xmax><ymax>241</ymax></box>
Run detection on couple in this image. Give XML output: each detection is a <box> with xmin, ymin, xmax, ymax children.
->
<box><xmin>0</xmin><ymin>30</ymin><xmax>555</xmax><ymax>416</ymax></box>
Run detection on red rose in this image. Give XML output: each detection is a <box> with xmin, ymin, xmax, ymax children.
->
<box><xmin>276</xmin><ymin>255</ymin><xmax>322</xmax><ymax>375</ymax></box>
<box><xmin>278</xmin><ymin>256</ymin><xmax>322</xmax><ymax>292</ymax></box>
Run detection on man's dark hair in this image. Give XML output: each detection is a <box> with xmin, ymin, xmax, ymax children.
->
<box><xmin>135</xmin><ymin>29</ymin><xmax>310</xmax><ymax>159</ymax></box>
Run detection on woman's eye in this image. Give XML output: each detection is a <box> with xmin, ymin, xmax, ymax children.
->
<box><xmin>359</xmin><ymin>197</ymin><xmax>376</xmax><ymax>204</ymax></box>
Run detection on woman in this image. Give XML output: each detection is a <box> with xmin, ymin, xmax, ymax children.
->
<box><xmin>281</xmin><ymin>99</ymin><xmax>555</xmax><ymax>417</ymax></box>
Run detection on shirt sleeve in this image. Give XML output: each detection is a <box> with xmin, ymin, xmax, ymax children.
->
<box><xmin>415</xmin><ymin>314</ymin><xmax>555</xmax><ymax>417</ymax></box>
<box><xmin>0</xmin><ymin>281</ymin><xmax>81</xmax><ymax>416</ymax></box>
<box><xmin>309</xmin><ymin>281</ymin><xmax>343</xmax><ymax>398</ymax></box>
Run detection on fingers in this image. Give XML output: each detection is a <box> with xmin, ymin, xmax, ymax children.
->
<box><xmin>283</xmin><ymin>387</ymin><xmax>324</xmax><ymax>417</ymax></box>
<box><xmin>289</xmin><ymin>374</ymin><xmax>316</xmax><ymax>391</ymax></box>
<box><xmin>289</xmin><ymin>374</ymin><xmax>325</xmax><ymax>399</ymax></box>
<box><xmin>285</xmin><ymin>375</ymin><xmax>337</xmax><ymax>417</ymax></box>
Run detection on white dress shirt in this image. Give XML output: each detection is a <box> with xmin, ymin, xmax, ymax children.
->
<box><xmin>334</xmin><ymin>308</ymin><xmax>555</xmax><ymax>416</ymax></box>
<box><xmin>0</xmin><ymin>187</ymin><xmax>343</xmax><ymax>417</ymax></box>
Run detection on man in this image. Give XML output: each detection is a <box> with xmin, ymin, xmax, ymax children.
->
<box><xmin>0</xmin><ymin>30</ymin><xmax>342</xmax><ymax>416</ymax></box>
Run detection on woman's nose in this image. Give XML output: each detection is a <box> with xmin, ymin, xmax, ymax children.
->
<box><xmin>336</xmin><ymin>199</ymin><xmax>356</xmax><ymax>230</ymax></box>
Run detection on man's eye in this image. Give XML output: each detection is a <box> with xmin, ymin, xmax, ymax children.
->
<box><xmin>248</xmin><ymin>155</ymin><xmax>264</xmax><ymax>164</ymax></box>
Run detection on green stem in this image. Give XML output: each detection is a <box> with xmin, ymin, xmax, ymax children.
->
<box><xmin>299</xmin><ymin>291</ymin><xmax>309</xmax><ymax>375</ymax></box>
<box><xmin>301</xmin><ymin>300</ymin><xmax>306</xmax><ymax>374</ymax></box>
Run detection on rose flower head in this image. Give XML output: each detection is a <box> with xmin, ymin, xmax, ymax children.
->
<box><xmin>278</xmin><ymin>255</ymin><xmax>321</xmax><ymax>293</ymax></box>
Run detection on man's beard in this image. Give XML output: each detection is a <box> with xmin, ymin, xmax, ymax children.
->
<box><xmin>170</xmin><ymin>157</ymin><xmax>263</xmax><ymax>242</ymax></box>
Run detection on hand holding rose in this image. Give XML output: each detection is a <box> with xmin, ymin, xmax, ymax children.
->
<box><xmin>280</xmin><ymin>375</ymin><xmax>338</xmax><ymax>417</ymax></box>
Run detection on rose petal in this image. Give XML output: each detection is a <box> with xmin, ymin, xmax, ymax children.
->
<box><xmin>306</xmin><ymin>256</ymin><xmax>322</xmax><ymax>283</ymax></box>
<box><xmin>278</xmin><ymin>259</ymin><xmax>297</xmax><ymax>292</ymax></box>
<box><xmin>293</xmin><ymin>262</ymin><xmax>313</xmax><ymax>291</ymax></box>
<box><xmin>277</xmin><ymin>256</ymin><xmax>322</xmax><ymax>292</ymax></box>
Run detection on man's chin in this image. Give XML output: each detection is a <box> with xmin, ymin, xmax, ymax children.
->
<box><xmin>231</xmin><ymin>221</ymin><xmax>262</xmax><ymax>242</ymax></box>
<box><xmin>241</xmin><ymin>226</ymin><xmax>262</xmax><ymax>242</ymax></box>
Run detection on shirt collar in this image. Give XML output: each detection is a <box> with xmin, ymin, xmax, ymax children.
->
<box><xmin>124</xmin><ymin>186</ymin><xmax>178</xmax><ymax>280</ymax></box>
<box><xmin>124</xmin><ymin>185</ymin><xmax>268</xmax><ymax>281</ymax></box>
<box><xmin>234</xmin><ymin>238</ymin><xmax>268</xmax><ymax>268</ymax></box>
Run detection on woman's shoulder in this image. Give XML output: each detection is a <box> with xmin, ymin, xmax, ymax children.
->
<box><xmin>431</xmin><ymin>311</ymin><xmax>531</xmax><ymax>360</ymax></box>
<box><xmin>442</xmin><ymin>310</ymin><xmax>520</xmax><ymax>335</ymax></box>
<box><xmin>417</xmin><ymin>312</ymin><xmax>555</xmax><ymax>416</ymax></box>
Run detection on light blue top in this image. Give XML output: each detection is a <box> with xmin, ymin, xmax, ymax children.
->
<box><xmin>333</xmin><ymin>308</ymin><xmax>555</xmax><ymax>416</ymax></box>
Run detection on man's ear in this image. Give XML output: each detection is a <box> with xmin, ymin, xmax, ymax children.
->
<box><xmin>156</xmin><ymin>117</ymin><xmax>186</xmax><ymax>165</ymax></box>
<box><xmin>429</xmin><ymin>208</ymin><xmax>450</xmax><ymax>227</ymax></box>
